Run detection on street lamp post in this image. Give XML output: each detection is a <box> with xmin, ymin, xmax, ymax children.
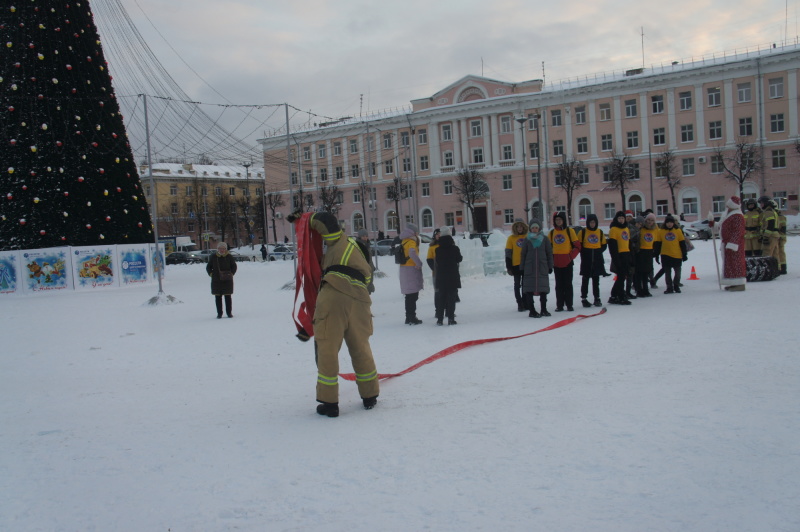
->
<box><xmin>534</xmin><ymin>113</ymin><xmax>543</xmax><ymax>222</ymax></box>
<box><xmin>516</xmin><ymin>117</ymin><xmax>530</xmax><ymax>220</ymax></box>
<box><xmin>242</xmin><ymin>161</ymin><xmax>252</xmax><ymax>247</ymax></box>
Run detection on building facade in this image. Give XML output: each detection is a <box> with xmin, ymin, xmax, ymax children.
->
<box><xmin>139</xmin><ymin>162</ymin><xmax>276</xmax><ymax>250</ymax></box>
<box><xmin>259</xmin><ymin>46</ymin><xmax>800</xmax><ymax>240</ymax></box>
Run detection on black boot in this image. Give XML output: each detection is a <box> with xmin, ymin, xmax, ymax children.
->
<box><xmin>406</xmin><ymin>316</ymin><xmax>423</xmax><ymax>325</ymax></box>
<box><xmin>781</xmin><ymin>265</ymin><xmax>787</xmax><ymax>275</ymax></box>
<box><xmin>316</xmin><ymin>402</ymin><xmax>339</xmax><ymax>417</ymax></box>
<box><xmin>215</xmin><ymin>296</ymin><xmax>223</xmax><ymax>319</ymax></box>
<box><xmin>539</xmin><ymin>295</ymin><xmax>551</xmax><ymax>317</ymax></box>
<box><xmin>362</xmin><ymin>396</ymin><xmax>378</xmax><ymax>410</ymax></box>
<box><xmin>517</xmin><ymin>300</ymin><xmax>525</xmax><ymax>312</ymax></box>
<box><xmin>581</xmin><ymin>298</ymin><xmax>592</xmax><ymax>308</ymax></box>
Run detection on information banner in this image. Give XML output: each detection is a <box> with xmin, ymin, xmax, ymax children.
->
<box><xmin>118</xmin><ymin>244</ymin><xmax>150</xmax><ymax>286</ymax></box>
<box><xmin>20</xmin><ymin>247</ymin><xmax>72</xmax><ymax>294</ymax></box>
<box><xmin>71</xmin><ymin>246</ymin><xmax>119</xmax><ymax>291</ymax></box>
<box><xmin>0</xmin><ymin>250</ymin><xmax>21</xmax><ymax>296</ymax></box>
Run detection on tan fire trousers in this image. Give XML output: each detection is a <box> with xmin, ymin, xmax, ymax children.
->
<box><xmin>313</xmin><ymin>284</ymin><xmax>379</xmax><ymax>404</ymax></box>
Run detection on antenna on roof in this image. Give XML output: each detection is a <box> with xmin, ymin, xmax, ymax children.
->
<box><xmin>641</xmin><ymin>26</ymin><xmax>645</xmax><ymax>69</ymax></box>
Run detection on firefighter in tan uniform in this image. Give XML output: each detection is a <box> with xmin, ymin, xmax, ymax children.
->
<box><xmin>777</xmin><ymin>207</ymin><xmax>788</xmax><ymax>275</ymax></box>
<box><xmin>743</xmin><ymin>198</ymin><xmax>762</xmax><ymax>257</ymax></box>
<box><xmin>758</xmin><ymin>197</ymin><xmax>781</xmax><ymax>264</ymax></box>
<box><xmin>290</xmin><ymin>211</ymin><xmax>379</xmax><ymax>418</ymax></box>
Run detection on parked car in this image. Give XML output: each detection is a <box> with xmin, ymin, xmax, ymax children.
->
<box><xmin>420</xmin><ymin>233</ymin><xmax>434</xmax><ymax>244</ymax></box>
<box><xmin>228</xmin><ymin>250</ymin><xmax>252</xmax><ymax>262</ymax></box>
<box><xmin>166</xmin><ymin>251</ymin><xmax>203</xmax><ymax>265</ymax></box>
<box><xmin>682</xmin><ymin>227</ymin><xmax>700</xmax><ymax>240</ymax></box>
<box><xmin>268</xmin><ymin>244</ymin><xmax>295</xmax><ymax>261</ymax></box>
<box><xmin>194</xmin><ymin>249</ymin><xmax>216</xmax><ymax>262</ymax></box>
<box><xmin>685</xmin><ymin>217</ymin><xmax>720</xmax><ymax>240</ymax></box>
<box><xmin>373</xmin><ymin>239</ymin><xmax>395</xmax><ymax>256</ymax></box>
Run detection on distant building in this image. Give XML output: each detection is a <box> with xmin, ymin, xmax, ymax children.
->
<box><xmin>139</xmin><ymin>162</ymin><xmax>278</xmax><ymax>249</ymax></box>
<box><xmin>259</xmin><ymin>46</ymin><xmax>800</xmax><ymax>239</ymax></box>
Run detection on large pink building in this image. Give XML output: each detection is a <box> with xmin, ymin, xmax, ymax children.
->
<box><xmin>259</xmin><ymin>46</ymin><xmax>800</xmax><ymax>240</ymax></box>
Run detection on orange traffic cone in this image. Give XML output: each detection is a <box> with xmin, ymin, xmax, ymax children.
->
<box><xmin>687</xmin><ymin>266</ymin><xmax>699</xmax><ymax>280</ymax></box>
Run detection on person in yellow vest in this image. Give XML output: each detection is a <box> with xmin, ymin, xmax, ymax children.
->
<box><xmin>634</xmin><ymin>213</ymin><xmax>658</xmax><ymax>297</ymax></box>
<box><xmin>653</xmin><ymin>214</ymin><xmax>688</xmax><ymax>294</ymax></box>
<box><xmin>607</xmin><ymin>211</ymin><xmax>632</xmax><ymax>305</ymax></box>
<box><xmin>743</xmin><ymin>198</ymin><xmax>762</xmax><ymax>257</ymax></box>
<box><xmin>777</xmin><ymin>207</ymin><xmax>788</xmax><ymax>275</ymax></box>
<box><xmin>505</xmin><ymin>219</ymin><xmax>529</xmax><ymax>311</ymax></box>
<box><xmin>549</xmin><ymin>212</ymin><xmax>581</xmax><ymax>311</ymax></box>
<box><xmin>577</xmin><ymin>214</ymin><xmax>606</xmax><ymax>308</ymax></box>
<box><xmin>757</xmin><ymin>196</ymin><xmax>781</xmax><ymax>264</ymax></box>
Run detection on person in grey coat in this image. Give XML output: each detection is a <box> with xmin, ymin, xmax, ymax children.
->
<box><xmin>520</xmin><ymin>219</ymin><xmax>554</xmax><ymax>318</ymax></box>
<box><xmin>397</xmin><ymin>222</ymin><xmax>424</xmax><ymax>324</ymax></box>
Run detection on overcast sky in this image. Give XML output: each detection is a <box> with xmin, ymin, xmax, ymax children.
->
<box><xmin>116</xmin><ymin>0</ymin><xmax>796</xmax><ymax>136</ymax></box>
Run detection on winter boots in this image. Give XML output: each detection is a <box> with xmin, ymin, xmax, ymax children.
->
<box><xmin>405</xmin><ymin>316</ymin><xmax>423</xmax><ymax>325</ymax></box>
<box><xmin>362</xmin><ymin>396</ymin><xmax>378</xmax><ymax>409</ymax></box>
<box><xmin>316</xmin><ymin>402</ymin><xmax>339</xmax><ymax>418</ymax></box>
<box><xmin>581</xmin><ymin>298</ymin><xmax>592</xmax><ymax>308</ymax></box>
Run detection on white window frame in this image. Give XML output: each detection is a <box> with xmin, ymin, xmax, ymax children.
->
<box><xmin>624</xmin><ymin>99</ymin><xmax>636</xmax><ymax>118</ymax></box>
<box><xmin>680</xmin><ymin>124</ymin><xmax>694</xmax><ymax>143</ymax></box>
<box><xmin>500</xmin><ymin>116</ymin><xmax>512</xmax><ymax>134</ymax></box>
<box><xmin>601</xmin><ymin>134</ymin><xmax>613</xmax><ymax>152</ymax></box>
<box><xmin>707</xmin><ymin>87</ymin><xmax>721</xmax><ymax>107</ymax></box>
<box><xmin>769</xmin><ymin>78</ymin><xmax>784</xmax><ymax>99</ymax></box>
<box><xmin>627</xmin><ymin>130</ymin><xmax>639</xmax><ymax>149</ymax></box>
<box><xmin>441</xmin><ymin>124</ymin><xmax>452</xmax><ymax>141</ymax></box>
<box><xmin>470</xmin><ymin>120</ymin><xmax>482</xmax><ymax>137</ymax></box>
<box><xmin>679</xmin><ymin>91</ymin><xmax>692</xmax><ymax>111</ymax></box>
<box><xmin>737</xmin><ymin>82</ymin><xmax>751</xmax><ymax>103</ymax></box>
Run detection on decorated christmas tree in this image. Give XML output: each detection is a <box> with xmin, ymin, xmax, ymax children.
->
<box><xmin>1</xmin><ymin>0</ymin><xmax>152</xmax><ymax>250</ymax></box>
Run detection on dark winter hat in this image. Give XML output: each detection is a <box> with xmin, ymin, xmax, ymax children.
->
<box><xmin>664</xmin><ymin>214</ymin><xmax>676</xmax><ymax>225</ymax></box>
<box><xmin>635</xmin><ymin>215</ymin><xmax>645</xmax><ymax>225</ymax></box>
<box><xmin>528</xmin><ymin>218</ymin><xmax>541</xmax><ymax>229</ymax></box>
<box><xmin>357</xmin><ymin>228</ymin><xmax>369</xmax><ymax>239</ymax></box>
<box><xmin>432</xmin><ymin>228</ymin><xmax>441</xmax><ymax>237</ymax></box>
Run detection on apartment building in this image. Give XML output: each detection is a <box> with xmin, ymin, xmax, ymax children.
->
<box><xmin>259</xmin><ymin>46</ymin><xmax>800</xmax><ymax>240</ymax></box>
<box><xmin>139</xmin><ymin>162</ymin><xmax>272</xmax><ymax>249</ymax></box>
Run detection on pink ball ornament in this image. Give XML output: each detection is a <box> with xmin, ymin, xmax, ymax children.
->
<box><xmin>19</xmin><ymin>219</ymin><xmax>26</xmax><ymax>225</ymax></box>
<box><xmin>78</xmin><ymin>176</ymin><xmax>84</xmax><ymax>182</ymax></box>
<box><xmin>85</xmin><ymin>224</ymin><xmax>91</xmax><ymax>229</ymax></box>
<box><xmin>105</xmin><ymin>216</ymin><xmax>111</xmax><ymax>221</ymax></box>
<box><xmin>40</xmin><ymin>230</ymin><xmax>46</xmax><ymax>235</ymax></box>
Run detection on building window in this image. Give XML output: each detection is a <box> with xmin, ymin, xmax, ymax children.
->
<box><xmin>353</xmin><ymin>189</ymin><xmax>361</xmax><ymax>203</ymax></box>
<box><xmin>353</xmin><ymin>212</ymin><xmax>364</xmax><ymax>231</ymax></box>
<box><xmin>384</xmin><ymin>160</ymin><xmax>394</xmax><ymax>174</ymax></box>
<box><xmin>502</xmin><ymin>174</ymin><xmax>512</xmax><ymax>190</ymax></box>
<box><xmin>444</xmin><ymin>151</ymin><xmax>454</xmax><ymax>167</ymax></box>
<box><xmin>170</xmin><ymin>202</ymin><xmax>178</xmax><ymax>215</ymax></box>
<box><xmin>682</xmin><ymin>196</ymin><xmax>698</xmax><ymax>215</ymax></box>
<box><xmin>772</xmin><ymin>192</ymin><xmax>788</xmax><ymax>210</ymax></box>
<box><xmin>707</xmin><ymin>87</ymin><xmax>721</xmax><ymax>107</ymax></box>
<box><xmin>201</xmin><ymin>186</ymin><xmax>207</xmax><ymax>197</ymax></box>
<box><xmin>709</xmin><ymin>121</ymin><xmax>723</xmax><ymax>140</ymax></box>
<box><xmin>578</xmin><ymin>167</ymin><xmax>589</xmax><ymax>185</ymax></box>
<box><xmin>470</xmin><ymin>120</ymin><xmax>482</xmax><ymax>137</ymax></box>
<box><xmin>680</xmin><ymin>124</ymin><xmax>694</xmax><ymax>143</ymax></box>
<box><xmin>421</xmin><ymin>208</ymin><xmax>433</xmax><ymax>229</ymax></box>
<box><xmin>628</xmin><ymin>195</ymin><xmax>644</xmax><ymax>215</ymax></box>
<box><xmin>472</xmin><ymin>148</ymin><xmax>484</xmax><ymax>163</ymax></box>
<box><xmin>655</xmin><ymin>160</ymin><xmax>668</xmax><ymax>178</ymax></box>
<box><xmin>305</xmin><ymin>170</ymin><xmax>313</xmax><ymax>184</ymax></box>
<box><xmin>445</xmin><ymin>212</ymin><xmax>455</xmax><ymax>226</ymax></box>
<box><xmin>420</xmin><ymin>155</ymin><xmax>429</xmax><ymax>171</ymax></box>
<box><xmin>215</xmin><ymin>186</ymin><xmax>222</xmax><ymax>196</ymax></box>
<box><xmin>737</xmin><ymin>82</ymin><xmax>751</xmax><ymax>103</ymax></box>
<box><xmin>577</xmin><ymin>137</ymin><xmax>588</xmax><ymax>154</ymax></box>
<box><xmin>531</xmin><ymin>172</ymin><xmax>540</xmax><ymax>189</ymax></box>
<box><xmin>624</xmin><ymin>99</ymin><xmax>636</xmax><ymax>118</ymax></box>
<box><xmin>418</xmin><ymin>129</ymin><xmax>427</xmax><ymax>145</ymax></box>
<box><xmin>351</xmin><ymin>164</ymin><xmax>360</xmax><ymax>178</ymax></box>
<box><xmin>551</xmin><ymin>110</ymin><xmax>562</xmax><ymax>127</ymax></box>
<box><xmin>528</xmin><ymin>113</ymin><xmax>539</xmax><ymax>130</ymax></box>
<box><xmin>349</xmin><ymin>139</ymin><xmax>358</xmax><ymax>154</ymax></box>
<box><xmin>711</xmin><ymin>155</ymin><xmax>724</xmax><ymax>173</ymax></box>
<box><xmin>770</xmin><ymin>114</ymin><xmax>785</xmax><ymax>133</ymax></box>
<box><xmin>444</xmin><ymin>180</ymin><xmax>453</xmax><ymax>195</ymax></box>
<box><xmin>504</xmin><ymin>209</ymin><xmax>515</xmax><ymax>224</ymax></box>
<box><xmin>651</xmin><ymin>95</ymin><xmax>664</xmax><ymax>114</ymax></box>
<box><xmin>682</xmin><ymin>158</ymin><xmax>695</xmax><ymax>176</ymax></box>
<box><xmin>303</xmin><ymin>146</ymin><xmax>311</xmax><ymax>161</ymax></box>
<box><xmin>320</xmin><ymin>168</ymin><xmax>328</xmax><ymax>182</ymax></box>
<box><xmin>500</xmin><ymin>116</ymin><xmax>512</xmax><ymax>133</ymax></box>
<box><xmin>335</xmin><ymin>166</ymin><xmax>343</xmax><ymax>180</ymax></box>
<box><xmin>333</xmin><ymin>142</ymin><xmax>341</xmax><ymax>156</ymax></box>
<box><xmin>502</xmin><ymin>145</ymin><xmax>513</xmax><ymax>160</ymax></box>
<box><xmin>772</xmin><ymin>149</ymin><xmax>786</xmax><ymax>168</ymax></box>
<box><xmin>739</xmin><ymin>117</ymin><xmax>753</xmax><ymax>137</ymax></box>
<box><xmin>653</xmin><ymin>127</ymin><xmax>666</xmax><ymax>146</ymax></box>
<box><xmin>769</xmin><ymin>77</ymin><xmax>784</xmax><ymax>99</ymax></box>
<box><xmin>169</xmin><ymin>184</ymin><xmax>177</xmax><ymax>196</ymax></box>
<box><xmin>601</xmin><ymin>134</ymin><xmax>613</xmax><ymax>151</ymax></box>
<box><xmin>578</xmin><ymin>199</ymin><xmax>592</xmax><ymax>221</ymax></box>
<box><xmin>600</xmin><ymin>103</ymin><xmax>612</xmax><ymax>121</ymax></box>
<box><xmin>529</xmin><ymin>142</ymin><xmax>539</xmax><ymax>159</ymax></box>
<box><xmin>712</xmin><ymin>195</ymin><xmax>726</xmax><ymax>213</ymax></box>
<box><xmin>400</xmin><ymin>131</ymin><xmax>409</xmax><ymax>147</ymax></box>
<box><xmin>630</xmin><ymin>163</ymin><xmax>640</xmax><ymax>180</ymax></box>
<box><xmin>441</xmin><ymin>124</ymin><xmax>452</xmax><ymax>141</ymax></box>
<box><xmin>604</xmin><ymin>203</ymin><xmax>616</xmax><ymax>220</ymax></box>
<box><xmin>421</xmin><ymin>183</ymin><xmax>430</xmax><ymax>197</ymax></box>
<box><xmin>602</xmin><ymin>165</ymin><xmax>612</xmax><ymax>182</ymax></box>
<box><xmin>381</xmin><ymin>134</ymin><xmax>391</xmax><ymax>149</ymax></box>
<box><xmin>318</xmin><ymin>144</ymin><xmax>326</xmax><ymax>158</ymax></box>
<box><xmin>656</xmin><ymin>199</ymin><xmax>669</xmax><ymax>216</ymax></box>
<box><xmin>679</xmin><ymin>91</ymin><xmax>692</xmax><ymax>110</ymax></box>
<box><xmin>574</xmin><ymin>106</ymin><xmax>586</xmax><ymax>125</ymax></box>
<box><xmin>186</xmin><ymin>185</ymin><xmax>193</xmax><ymax>196</ymax></box>
<box><xmin>627</xmin><ymin>130</ymin><xmax>639</xmax><ymax>149</ymax></box>
<box><xmin>369</xmin><ymin>162</ymin><xmax>377</xmax><ymax>177</ymax></box>
<box><xmin>552</xmin><ymin>139</ymin><xmax>564</xmax><ymax>157</ymax></box>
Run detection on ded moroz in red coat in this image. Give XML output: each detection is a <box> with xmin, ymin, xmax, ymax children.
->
<box><xmin>712</xmin><ymin>196</ymin><xmax>747</xmax><ymax>287</ymax></box>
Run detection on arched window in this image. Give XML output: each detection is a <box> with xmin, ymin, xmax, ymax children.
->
<box><xmin>628</xmin><ymin>194</ymin><xmax>644</xmax><ymax>215</ymax></box>
<box><xmin>353</xmin><ymin>212</ymin><xmax>365</xmax><ymax>231</ymax></box>
<box><xmin>386</xmin><ymin>210</ymin><xmax>399</xmax><ymax>232</ymax></box>
<box><xmin>421</xmin><ymin>208</ymin><xmax>433</xmax><ymax>230</ymax></box>
<box><xmin>578</xmin><ymin>198</ymin><xmax>592</xmax><ymax>223</ymax></box>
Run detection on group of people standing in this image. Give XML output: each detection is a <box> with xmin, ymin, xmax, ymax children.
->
<box><xmin>506</xmin><ymin>208</ymin><xmax>694</xmax><ymax>316</ymax></box>
<box><xmin>743</xmin><ymin>196</ymin><xmax>790</xmax><ymax>275</ymax></box>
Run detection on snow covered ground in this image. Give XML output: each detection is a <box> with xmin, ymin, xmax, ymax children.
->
<box><xmin>2</xmin><ymin>238</ymin><xmax>799</xmax><ymax>531</ymax></box>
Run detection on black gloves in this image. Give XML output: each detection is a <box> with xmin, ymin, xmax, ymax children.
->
<box><xmin>287</xmin><ymin>210</ymin><xmax>303</xmax><ymax>223</ymax></box>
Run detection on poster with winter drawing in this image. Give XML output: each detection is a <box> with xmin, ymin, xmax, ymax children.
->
<box><xmin>72</xmin><ymin>246</ymin><xmax>119</xmax><ymax>290</ymax></box>
<box><xmin>0</xmin><ymin>250</ymin><xmax>21</xmax><ymax>295</ymax></box>
<box><xmin>20</xmin><ymin>248</ymin><xmax>72</xmax><ymax>294</ymax></box>
<box><xmin>118</xmin><ymin>245</ymin><xmax>150</xmax><ymax>285</ymax></box>
<box><xmin>149</xmin><ymin>243</ymin><xmax>166</xmax><ymax>281</ymax></box>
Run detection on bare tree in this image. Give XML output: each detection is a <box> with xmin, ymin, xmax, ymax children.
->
<box><xmin>235</xmin><ymin>194</ymin><xmax>254</xmax><ymax>247</ymax></box>
<box><xmin>213</xmin><ymin>192</ymin><xmax>236</xmax><ymax>245</ymax></box>
<box><xmin>317</xmin><ymin>182</ymin><xmax>342</xmax><ymax>216</ymax></box>
<box><xmin>453</xmin><ymin>168</ymin><xmax>490</xmax><ymax>232</ymax></box>
<box><xmin>264</xmin><ymin>189</ymin><xmax>285</xmax><ymax>244</ymax></box>
<box><xmin>605</xmin><ymin>152</ymin><xmax>636</xmax><ymax>212</ymax></box>
<box><xmin>386</xmin><ymin>176</ymin><xmax>407</xmax><ymax>225</ymax></box>
<box><xmin>655</xmin><ymin>150</ymin><xmax>681</xmax><ymax>214</ymax></box>
<box><xmin>554</xmin><ymin>157</ymin><xmax>585</xmax><ymax>225</ymax></box>
<box><xmin>356</xmin><ymin>179</ymin><xmax>371</xmax><ymax>231</ymax></box>
<box><xmin>714</xmin><ymin>140</ymin><xmax>763</xmax><ymax>199</ymax></box>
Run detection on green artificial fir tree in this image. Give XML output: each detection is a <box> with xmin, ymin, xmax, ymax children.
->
<box><xmin>1</xmin><ymin>0</ymin><xmax>152</xmax><ymax>250</ymax></box>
